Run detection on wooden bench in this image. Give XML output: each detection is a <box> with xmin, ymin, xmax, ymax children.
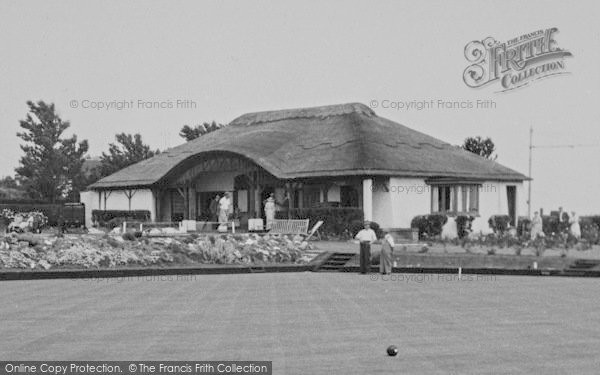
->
<box><xmin>269</xmin><ymin>219</ymin><xmax>310</xmax><ymax>235</ymax></box>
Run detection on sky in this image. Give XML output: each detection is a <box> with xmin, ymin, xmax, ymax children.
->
<box><xmin>0</xmin><ymin>0</ymin><xmax>599</xmax><ymax>214</ymax></box>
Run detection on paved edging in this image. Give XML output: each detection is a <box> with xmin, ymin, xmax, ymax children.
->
<box><xmin>0</xmin><ymin>264</ymin><xmax>312</xmax><ymax>281</ymax></box>
<box><xmin>2</xmin><ymin>262</ymin><xmax>599</xmax><ymax>281</ymax></box>
<box><xmin>341</xmin><ymin>265</ymin><xmax>600</xmax><ymax>277</ymax></box>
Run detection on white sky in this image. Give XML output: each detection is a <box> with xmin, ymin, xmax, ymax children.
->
<box><xmin>0</xmin><ymin>0</ymin><xmax>599</xmax><ymax>214</ymax></box>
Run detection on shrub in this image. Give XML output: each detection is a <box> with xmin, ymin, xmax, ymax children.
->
<box><xmin>106</xmin><ymin>237</ymin><xmax>121</xmax><ymax>248</ymax></box>
<box><xmin>582</xmin><ymin>216</ymin><xmax>600</xmax><ymax>230</ymax></box>
<box><xmin>455</xmin><ymin>215</ymin><xmax>475</xmax><ymax>239</ymax></box>
<box><xmin>275</xmin><ymin>207</ymin><xmax>363</xmax><ymax>237</ymax></box>
<box><xmin>92</xmin><ymin>210</ymin><xmax>151</xmax><ymax>228</ymax></box>
<box><xmin>122</xmin><ymin>232</ymin><xmax>136</xmax><ymax>241</ymax></box>
<box><xmin>410</xmin><ymin>214</ymin><xmax>447</xmax><ymax>240</ymax></box>
<box><xmin>106</xmin><ymin>217</ymin><xmax>126</xmax><ymax>229</ymax></box>
<box><xmin>517</xmin><ymin>217</ymin><xmax>531</xmax><ymax>237</ymax></box>
<box><xmin>488</xmin><ymin>215</ymin><xmax>511</xmax><ymax>234</ymax></box>
<box><xmin>542</xmin><ymin>215</ymin><xmax>561</xmax><ymax>235</ymax></box>
<box><xmin>581</xmin><ymin>222</ymin><xmax>600</xmax><ymax>245</ymax></box>
<box><xmin>1</xmin><ymin>209</ymin><xmax>49</xmax><ymax>232</ymax></box>
<box><xmin>349</xmin><ymin>220</ymin><xmax>364</xmax><ymax>238</ymax></box>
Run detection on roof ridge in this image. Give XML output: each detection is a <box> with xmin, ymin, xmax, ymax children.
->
<box><xmin>229</xmin><ymin>102</ymin><xmax>375</xmax><ymax>126</ymax></box>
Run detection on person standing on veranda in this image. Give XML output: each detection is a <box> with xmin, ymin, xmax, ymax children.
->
<box><xmin>264</xmin><ymin>193</ymin><xmax>276</xmax><ymax>230</ymax></box>
<box><xmin>209</xmin><ymin>193</ymin><xmax>220</xmax><ymax>221</ymax></box>
<box><xmin>218</xmin><ymin>192</ymin><xmax>231</xmax><ymax>224</ymax></box>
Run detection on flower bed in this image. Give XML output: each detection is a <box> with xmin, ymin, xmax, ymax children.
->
<box><xmin>1</xmin><ymin>208</ymin><xmax>48</xmax><ymax>233</ymax></box>
<box><xmin>0</xmin><ymin>232</ymin><xmax>314</xmax><ymax>270</ymax></box>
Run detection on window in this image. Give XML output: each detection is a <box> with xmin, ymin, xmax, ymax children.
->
<box><xmin>303</xmin><ymin>186</ymin><xmax>321</xmax><ymax>208</ymax></box>
<box><xmin>431</xmin><ymin>184</ymin><xmax>479</xmax><ymax>215</ymax></box>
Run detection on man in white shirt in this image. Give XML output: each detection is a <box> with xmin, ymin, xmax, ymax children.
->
<box><xmin>218</xmin><ymin>192</ymin><xmax>231</xmax><ymax>224</ymax></box>
<box><xmin>355</xmin><ymin>221</ymin><xmax>377</xmax><ymax>243</ymax></box>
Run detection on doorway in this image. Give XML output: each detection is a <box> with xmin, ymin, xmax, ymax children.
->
<box><xmin>507</xmin><ymin>186</ymin><xmax>516</xmax><ymax>226</ymax></box>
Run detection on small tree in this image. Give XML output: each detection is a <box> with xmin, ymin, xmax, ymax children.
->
<box><xmin>0</xmin><ymin>176</ymin><xmax>18</xmax><ymax>189</ymax></box>
<box><xmin>99</xmin><ymin>133</ymin><xmax>159</xmax><ymax>178</ymax></box>
<box><xmin>179</xmin><ymin>121</ymin><xmax>224</xmax><ymax>141</ymax></box>
<box><xmin>15</xmin><ymin>101</ymin><xmax>89</xmax><ymax>202</ymax></box>
<box><xmin>462</xmin><ymin>136</ymin><xmax>497</xmax><ymax>160</ymax></box>
<box><xmin>0</xmin><ymin>176</ymin><xmax>25</xmax><ymax>200</ymax></box>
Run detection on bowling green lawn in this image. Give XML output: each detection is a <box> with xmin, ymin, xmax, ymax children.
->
<box><xmin>1</xmin><ymin>273</ymin><xmax>599</xmax><ymax>374</ymax></box>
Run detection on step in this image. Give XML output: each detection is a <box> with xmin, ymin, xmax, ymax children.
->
<box><xmin>316</xmin><ymin>252</ymin><xmax>356</xmax><ymax>272</ymax></box>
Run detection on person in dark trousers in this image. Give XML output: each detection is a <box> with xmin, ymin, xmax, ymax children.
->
<box><xmin>209</xmin><ymin>194</ymin><xmax>220</xmax><ymax>228</ymax></box>
<box><xmin>380</xmin><ymin>231</ymin><xmax>395</xmax><ymax>275</ymax></box>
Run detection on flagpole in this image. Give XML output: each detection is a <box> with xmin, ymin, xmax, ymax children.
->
<box><xmin>527</xmin><ymin>126</ymin><xmax>533</xmax><ymax>218</ymax></box>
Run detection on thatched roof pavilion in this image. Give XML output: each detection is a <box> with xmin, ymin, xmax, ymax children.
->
<box><xmin>84</xmin><ymin>103</ymin><xmax>526</xmax><ymax>229</ymax></box>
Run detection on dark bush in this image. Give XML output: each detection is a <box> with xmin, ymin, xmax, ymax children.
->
<box><xmin>106</xmin><ymin>237</ymin><xmax>121</xmax><ymax>248</ymax></box>
<box><xmin>92</xmin><ymin>210</ymin><xmax>151</xmax><ymax>227</ymax></box>
<box><xmin>488</xmin><ymin>215</ymin><xmax>511</xmax><ymax>234</ymax></box>
<box><xmin>121</xmin><ymin>232</ymin><xmax>136</xmax><ymax>241</ymax></box>
<box><xmin>349</xmin><ymin>220</ymin><xmax>364</xmax><ymax>238</ymax></box>
<box><xmin>411</xmin><ymin>214</ymin><xmax>447</xmax><ymax>240</ymax></box>
<box><xmin>106</xmin><ymin>217</ymin><xmax>126</xmax><ymax>229</ymax></box>
<box><xmin>455</xmin><ymin>215</ymin><xmax>475</xmax><ymax>239</ymax></box>
<box><xmin>580</xmin><ymin>216</ymin><xmax>600</xmax><ymax>245</ymax></box>
<box><xmin>542</xmin><ymin>215</ymin><xmax>561</xmax><ymax>235</ymax></box>
<box><xmin>275</xmin><ymin>207</ymin><xmax>364</xmax><ymax>237</ymax></box>
<box><xmin>517</xmin><ymin>217</ymin><xmax>531</xmax><ymax>237</ymax></box>
<box><xmin>581</xmin><ymin>222</ymin><xmax>600</xmax><ymax>245</ymax></box>
<box><xmin>582</xmin><ymin>216</ymin><xmax>600</xmax><ymax>229</ymax></box>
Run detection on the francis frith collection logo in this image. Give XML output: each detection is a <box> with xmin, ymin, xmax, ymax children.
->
<box><xmin>463</xmin><ymin>27</ymin><xmax>572</xmax><ymax>92</ymax></box>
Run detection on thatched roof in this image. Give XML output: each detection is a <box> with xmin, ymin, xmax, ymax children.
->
<box><xmin>89</xmin><ymin>103</ymin><xmax>526</xmax><ymax>189</ymax></box>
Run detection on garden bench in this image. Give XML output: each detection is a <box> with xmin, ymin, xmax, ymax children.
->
<box><xmin>269</xmin><ymin>219</ymin><xmax>310</xmax><ymax>235</ymax></box>
<box><xmin>269</xmin><ymin>219</ymin><xmax>323</xmax><ymax>241</ymax></box>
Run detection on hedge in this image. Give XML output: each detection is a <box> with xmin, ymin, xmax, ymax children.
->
<box><xmin>488</xmin><ymin>215</ymin><xmax>512</xmax><ymax>234</ymax></box>
<box><xmin>581</xmin><ymin>216</ymin><xmax>600</xmax><ymax>231</ymax></box>
<box><xmin>517</xmin><ymin>217</ymin><xmax>531</xmax><ymax>237</ymax></box>
<box><xmin>92</xmin><ymin>210</ymin><xmax>151</xmax><ymax>228</ymax></box>
<box><xmin>455</xmin><ymin>215</ymin><xmax>476</xmax><ymax>239</ymax></box>
<box><xmin>542</xmin><ymin>215</ymin><xmax>568</xmax><ymax>235</ymax></box>
<box><xmin>275</xmin><ymin>207</ymin><xmax>364</xmax><ymax>237</ymax></box>
<box><xmin>0</xmin><ymin>203</ymin><xmax>64</xmax><ymax>226</ymax></box>
<box><xmin>410</xmin><ymin>214</ymin><xmax>447</xmax><ymax>240</ymax></box>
